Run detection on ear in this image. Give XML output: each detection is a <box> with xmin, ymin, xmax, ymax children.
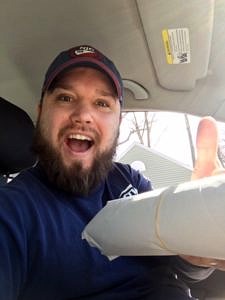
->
<box><xmin>119</xmin><ymin>111</ymin><xmax>122</xmax><ymax>124</ymax></box>
<box><xmin>36</xmin><ymin>102</ymin><xmax>42</xmax><ymax>120</ymax></box>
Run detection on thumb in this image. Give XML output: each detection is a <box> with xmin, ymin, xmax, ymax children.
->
<box><xmin>191</xmin><ymin>116</ymin><xmax>221</xmax><ymax>180</ymax></box>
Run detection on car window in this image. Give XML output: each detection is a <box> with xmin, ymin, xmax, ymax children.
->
<box><xmin>116</xmin><ymin>111</ymin><xmax>225</xmax><ymax>188</ymax></box>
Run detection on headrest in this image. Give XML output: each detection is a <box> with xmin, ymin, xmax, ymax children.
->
<box><xmin>0</xmin><ymin>97</ymin><xmax>36</xmax><ymax>175</ymax></box>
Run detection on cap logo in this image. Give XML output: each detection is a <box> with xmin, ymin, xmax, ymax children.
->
<box><xmin>69</xmin><ymin>46</ymin><xmax>103</xmax><ymax>60</ymax></box>
<box><xmin>73</xmin><ymin>46</ymin><xmax>95</xmax><ymax>56</ymax></box>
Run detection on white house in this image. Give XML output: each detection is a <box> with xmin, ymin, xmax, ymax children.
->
<box><xmin>117</xmin><ymin>142</ymin><xmax>192</xmax><ymax>188</ymax></box>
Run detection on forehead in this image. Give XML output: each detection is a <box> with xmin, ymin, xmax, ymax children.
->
<box><xmin>50</xmin><ymin>67</ymin><xmax>118</xmax><ymax>95</ymax></box>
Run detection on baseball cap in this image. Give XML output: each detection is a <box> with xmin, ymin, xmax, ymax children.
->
<box><xmin>42</xmin><ymin>45</ymin><xmax>123</xmax><ymax>105</ymax></box>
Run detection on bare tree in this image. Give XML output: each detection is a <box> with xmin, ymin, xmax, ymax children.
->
<box><xmin>118</xmin><ymin>112</ymin><xmax>156</xmax><ymax>147</ymax></box>
<box><xmin>218</xmin><ymin>126</ymin><xmax>225</xmax><ymax>167</ymax></box>
<box><xmin>184</xmin><ymin>114</ymin><xmax>195</xmax><ymax>167</ymax></box>
<box><xmin>119</xmin><ymin>112</ymin><xmax>209</xmax><ymax>170</ymax></box>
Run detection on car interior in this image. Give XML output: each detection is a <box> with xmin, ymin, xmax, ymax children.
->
<box><xmin>0</xmin><ymin>97</ymin><xmax>35</xmax><ymax>182</ymax></box>
<box><xmin>1</xmin><ymin>0</ymin><xmax>225</xmax><ymax>299</ymax></box>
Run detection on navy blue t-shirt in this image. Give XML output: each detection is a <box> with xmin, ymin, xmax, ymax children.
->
<box><xmin>0</xmin><ymin>163</ymin><xmax>212</xmax><ymax>300</ymax></box>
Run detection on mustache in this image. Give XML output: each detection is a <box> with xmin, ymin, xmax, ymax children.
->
<box><xmin>58</xmin><ymin>124</ymin><xmax>100</xmax><ymax>142</ymax></box>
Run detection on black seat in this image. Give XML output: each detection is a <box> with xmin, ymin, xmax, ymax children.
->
<box><xmin>0</xmin><ymin>97</ymin><xmax>36</xmax><ymax>180</ymax></box>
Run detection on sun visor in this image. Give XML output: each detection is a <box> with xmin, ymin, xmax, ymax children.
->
<box><xmin>0</xmin><ymin>97</ymin><xmax>36</xmax><ymax>175</ymax></box>
<box><xmin>137</xmin><ymin>0</ymin><xmax>215</xmax><ymax>91</ymax></box>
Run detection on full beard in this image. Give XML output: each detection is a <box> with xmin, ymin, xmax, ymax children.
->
<box><xmin>32</xmin><ymin>121</ymin><xmax>119</xmax><ymax>196</ymax></box>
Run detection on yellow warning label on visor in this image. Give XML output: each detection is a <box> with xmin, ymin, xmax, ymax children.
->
<box><xmin>162</xmin><ymin>30</ymin><xmax>173</xmax><ymax>64</ymax></box>
<box><xmin>162</xmin><ymin>28</ymin><xmax>191</xmax><ymax>65</ymax></box>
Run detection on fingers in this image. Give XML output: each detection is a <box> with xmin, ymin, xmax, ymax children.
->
<box><xmin>196</xmin><ymin>116</ymin><xmax>218</xmax><ymax>155</ymax></box>
<box><xmin>181</xmin><ymin>255</ymin><xmax>225</xmax><ymax>271</ymax></box>
<box><xmin>181</xmin><ymin>255</ymin><xmax>216</xmax><ymax>267</ymax></box>
<box><xmin>191</xmin><ymin>116</ymin><xmax>221</xmax><ymax>180</ymax></box>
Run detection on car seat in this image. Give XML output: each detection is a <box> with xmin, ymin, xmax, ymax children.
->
<box><xmin>0</xmin><ymin>97</ymin><xmax>36</xmax><ymax>183</ymax></box>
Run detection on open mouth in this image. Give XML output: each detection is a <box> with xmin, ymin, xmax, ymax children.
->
<box><xmin>66</xmin><ymin>134</ymin><xmax>94</xmax><ymax>153</ymax></box>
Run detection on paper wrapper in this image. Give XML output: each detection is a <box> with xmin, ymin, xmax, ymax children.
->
<box><xmin>82</xmin><ymin>174</ymin><xmax>225</xmax><ymax>260</ymax></box>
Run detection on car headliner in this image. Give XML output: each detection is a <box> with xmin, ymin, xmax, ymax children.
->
<box><xmin>1</xmin><ymin>0</ymin><xmax>225</xmax><ymax>123</ymax></box>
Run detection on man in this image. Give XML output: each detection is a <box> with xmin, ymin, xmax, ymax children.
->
<box><xmin>0</xmin><ymin>45</ymin><xmax>223</xmax><ymax>300</ymax></box>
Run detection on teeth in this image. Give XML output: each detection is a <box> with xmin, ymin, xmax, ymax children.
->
<box><xmin>68</xmin><ymin>134</ymin><xmax>92</xmax><ymax>141</ymax></box>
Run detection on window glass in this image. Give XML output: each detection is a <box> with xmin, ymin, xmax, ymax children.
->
<box><xmin>116</xmin><ymin>111</ymin><xmax>225</xmax><ymax>188</ymax></box>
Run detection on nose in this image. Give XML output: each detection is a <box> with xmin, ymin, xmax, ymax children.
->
<box><xmin>69</xmin><ymin>102</ymin><xmax>93</xmax><ymax>124</ymax></box>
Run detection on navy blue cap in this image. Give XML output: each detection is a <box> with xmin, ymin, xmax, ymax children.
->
<box><xmin>42</xmin><ymin>45</ymin><xmax>123</xmax><ymax>105</ymax></box>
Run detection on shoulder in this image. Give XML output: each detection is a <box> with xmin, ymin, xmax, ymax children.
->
<box><xmin>0</xmin><ymin>165</ymin><xmax>49</xmax><ymax>210</ymax></box>
<box><xmin>113</xmin><ymin>162</ymin><xmax>151</xmax><ymax>184</ymax></box>
<box><xmin>105</xmin><ymin>162</ymin><xmax>152</xmax><ymax>199</ymax></box>
<box><xmin>7</xmin><ymin>164</ymin><xmax>49</xmax><ymax>191</ymax></box>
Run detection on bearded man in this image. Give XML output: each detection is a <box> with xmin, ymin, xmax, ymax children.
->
<box><xmin>0</xmin><ymin>45</ymin><xmax>221</xmax><ymax>300</ymax></box>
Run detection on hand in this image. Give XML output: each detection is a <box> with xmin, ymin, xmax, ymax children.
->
<box><xmin>180</xmin><ymin>255</ymin><xmax>225</xmax><ymax>271</ymax></box>
<box><xmin>181</xmin><ymin>116</ymin><xmax>225</xmax><ymax>270</ymax></box>
<box><xmin>191</xmin><ymin>116</ymin><xmax>223</xmax><ymax>179</ymax></box>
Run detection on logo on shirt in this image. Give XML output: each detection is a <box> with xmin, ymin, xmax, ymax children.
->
<box><xmin>119</xmin><ymin>184</ymin><xmax>138</xmax><ymax>198</ymax></box>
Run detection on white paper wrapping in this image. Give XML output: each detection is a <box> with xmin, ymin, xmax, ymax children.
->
<box><xmin>82</xmin><ymin>174</ymin><xmax>225</xmax><ymax>260</ymax></box>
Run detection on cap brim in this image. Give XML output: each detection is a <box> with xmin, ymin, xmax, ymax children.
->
<box><xmin>43</xmin><ymin>57</ymin><xmax>122</xmax><ymax>102</ymax></box>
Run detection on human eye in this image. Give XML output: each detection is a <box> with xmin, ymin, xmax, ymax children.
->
<box><xmin>95</xmin><ymin>99</ymin><xmax>111</xmax><ymax>110</ymax></box>
<box><xmin>97</xmin><ymin>100</ymin><xmax>109</xmax><ymax>107</ymax></box>
<box><xmin>56</xmin><ymin>94</ymin><xmax>73</xmax><ymax>102</ymax></box>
